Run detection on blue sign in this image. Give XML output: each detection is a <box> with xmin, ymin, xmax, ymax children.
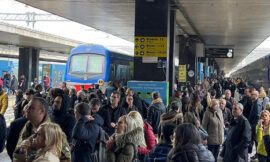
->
<box><xmin>127</xmin><ymin>81</ymin><xmax>168</xmax><ymax>106</ymax></box>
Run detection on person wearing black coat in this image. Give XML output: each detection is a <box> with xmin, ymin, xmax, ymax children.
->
<box><xmin>13</xmin><ymin>89</ymin><xmax>25</xmax><ymax>119</ymax></box>
<box><xmin>6</xmin><ymin>117</ymin><xmax>28</xmax><ymax>159</ymax></box>
<box><xmin>147</xmin><ymin>92</ymin><xmax>166</xmax><ymax>135</ymax></box>
<box><xmin>237</xmin><ymin>79</ymin><xmax>247</xmax><ymax>96</ymax></box>
<box><xmin>239</xmin><ymin>87</ymin><xmax>252</xmax><ymax>118</ymax></box>
<box><xmin>220</xmin><ymin>103</ymin><xmax>251</xmax><ymax>162</ymax></box>
<box><xmin>0</xmin><ymin>114</ymin><xmax>6</xmax><ymax>153</ymax></box>
<box><xmin>167</xmin><ymin>123</ymin><xmax>214</xmax><ymax>162</ymax></box>
<box><xmin>213</xmin><ymin>80</ymin><xmax>222</xmax><ymax>99</ymax></box>
<box><xmin>144</xmin><ymin>123</ymin><xmax>176</xmax><ymax>162</ymax></box>
<box><xmin>69</xmin><ymin>88</ymin><xmax>77</xmax><ymax>109</ymax></box>
<box><xmin>263</xmin><ymin>129</ymin><xmax>270</xmax><ymax>161</ymax></box>
<box><xmin>102</xmin><ymin>91</ymin><xmax>126</xmax><ymax>136</ymax></box>
<box><xmin>248</xmin><ymin>91</ymin><xmax>263</xmax><ymax>153</ymax></box>
<box><xmin>50</xmin><ymin>94</ymin><xmax>76</xmax><ymax>143</ymax></box>
<box><xmin>90</xmin><ymin>98</ymin><xmax>111</xmax><ymax>134</ymax></box>
<box><xmin>72</xmin><ymin>103</ymin><xmax>104</xmax><ymax>162</ymax></box>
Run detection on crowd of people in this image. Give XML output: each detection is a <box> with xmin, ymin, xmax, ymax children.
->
<box><xmin>0</xmin><ymin>77</ymin><xmax>269</xmax><ymax>162</ymax></box>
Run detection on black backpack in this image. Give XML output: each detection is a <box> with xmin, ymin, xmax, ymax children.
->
<box><xmin>92</xmin><ymin>127</ymin><xmax>109</xmax><ymax>162</ymax></box>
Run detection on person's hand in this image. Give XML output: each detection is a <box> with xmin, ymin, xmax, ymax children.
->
<box><xmin>12</xmin><ymin>105</ymin><xmax>17</xmax><ymax>110</ymax></box>
<box><xmin>85</xmin><ymin>115</ymin><xmax>95</xmax><ymax>121</ymax></box>
<box><xmin>263</xmin><ymin>125</ymin><xmax>269</xmax><ymax>135</ymax></box>
<box><xmin>259</xmin><ymin>119</ymin><xmax>264</xmax><ymax>129</ymax></box>
<box><xmin>106</xmin><ymin>137</ymin><xmax>114</xmax><ymax>150</ymax></box>
<box><xmin>20</xmin><ymin>140</ymin><xmax>31</xmax><ymax>153</ymax></box>
<box><xmin>111</xmin><ymin>122</ymin><xmax>116</xmax><ymax>127</ymax></box>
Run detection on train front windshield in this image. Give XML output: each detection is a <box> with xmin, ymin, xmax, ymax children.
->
<box><xmin>69</xmin><ymin>54</ymin><xmax>105</xmax><ymax>78</ymax></box>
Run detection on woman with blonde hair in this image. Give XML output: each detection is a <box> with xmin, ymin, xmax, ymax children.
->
<box><xmin>256</xmin><ymin>110</ymin><xmax>270</xmax><ymax>161</ymax></box>
<box><xmin>32</xmin><ymin>122</ymin><xmax>64</xmax><ymax>162</ymax></box>
<box><xmin>128</xmin><ymin>111</ymin><xmax>155</xmax><ymax>160</ymax></box>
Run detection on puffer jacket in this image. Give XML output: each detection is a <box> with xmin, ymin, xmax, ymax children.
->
<box><xmin>167</xmin><ymin>144</ymin><xmax>215</xmax><ymax>162</ymax></box>
<box><xmin>147</xmin><ymin>98</ymin><xmax>166</xmax><ymax>134</ymax></box>
<box><xmin>202</xmin><ymin>108</ymin><xmax>224</xmax><ymax>145</ymax></box>
<box><xmin>0</xmin><ymin>91</ymin><xmax>8</xmax><ymax>114</ymax></box>
<box><xmin>138</xmin><ymin>121</ymin><xmax>156</xmax><ymax>155</ymax></box>
<box><xmin>106</xmin><ymin>127</ymin><xmax>144</xmax><ymax>162</ymax></box>
<box><xmin>256</xmin><ymin>123</ymin><xmax>270</xmax><ymax>157</ymax></box>
<box><xmin>158</xmin><ymin>111</ymin><xmax>183</xmax><ymax>137</ymax></box>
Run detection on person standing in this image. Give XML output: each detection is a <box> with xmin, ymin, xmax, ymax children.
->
<box><xmin>147</xmin><ymin>91</ymin><xmax>166</xmax><ymax>135</ymax></box>
<box><xmin>43</xmin><ymin>75</ymin><xmax>50</xmax><ymax>92</ymax></box>
<box><xmin>102</xmin><ymin>91</ymin><xmax>126</xmax><ymax>136</ymax></box>
<box><xmin>248</xmin><ymin>90</ymin><xmax>263</xmax><ymax>154</ymax></box>
<box><xmin>18</xmin><ymin>75</ymin><xmax>26</xmax><ymax>92</ymax></box>
<box><xmin>240</xmin><ymin>87</ymin><xmax>253</xmax><ymax>118</ymax></box>
<box><xmin>202</xmin><ymin>99</ymin><xmax>224</xmax><ymax>162</ymax></box>
<box><xmin>256</xmin><ymin>110</ymin><xmax>270</xmax><ymax>162</ymax></box>
<box><xmin>0</xmin><ymin>113</ymin><xmax>6</xmax><ymax>153</ymax></box>
<box><xmin>10</xmin><ymin>75</ymin><xmax>18</xmax><ymax>95</ymax></box>
<box><xmin>220</xmin><ymin>103</ymin><xmax>251</xmax><ymax>162</ymax></box>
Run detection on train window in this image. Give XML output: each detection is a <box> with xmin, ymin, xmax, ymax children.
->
<box><xmin>69</xmin><ymin>54</ymin><xmax>105</xmax><ymax>74</ymax></box>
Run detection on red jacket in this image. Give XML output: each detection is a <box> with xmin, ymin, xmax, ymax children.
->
<box><xmin>0</xmin><ymin>78</ymin><xmax>3</xmax><ymax>87</ymax></box>
<box><xmin>138</xmin><ymin>121</ymin><xmax>156</xmax><ymax>155</ymax></box>
<box><xmin>43</xmin><ymin>76</ymin><xmax>50</xmax><ymax>87</ymax></box>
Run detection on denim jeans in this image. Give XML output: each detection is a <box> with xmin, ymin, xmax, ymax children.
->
<box><xmin>208</xmin><ymin>145</ymin><xmax>220</xmax><ymax>162</ymax></box>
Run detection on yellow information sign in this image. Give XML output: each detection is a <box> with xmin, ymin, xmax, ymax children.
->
<box><xmin>134</xmin><ymin>36</ymin><xmax>167</xmax><ymax>57</ymax></box>
<box><xmin>179</xmin><ymin>65</ymin><xmax>186</xmax><ymax>83</ymax></box>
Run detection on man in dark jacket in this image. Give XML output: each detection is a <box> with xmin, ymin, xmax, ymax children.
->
<box><xmin>220</xmin><ymin>99</ymin><xmax>232</xmax><ymax>140</ymax></box>
<box><xmin>6</xmin><ymin>114</ymin><xmax>28</xmax><ymax>159</ymax></box>
<box><xmin>224</xmin><ymin>89</ymin><xmax>235</xmax><ymax>111</ymax></box>
<box><xmin>90</xmin><ymin>98</ymin><xmax>110</xmax><ymax>133</ymax></box>
<box><xmin>102</xmin><ymin>91</ymin><xmax>126</xmax><ymax>136</ymax></box>
<box><xmin>237</xmin><ymin>79</ymin><xmax>247</xmax><ymax>96</ymax></box>
<box><xmin>72</xmin><ymin>102</ymin><xmax>104</xmax><ymax>162</ymax></box>
<box><xmin>221</xmin><ymin>103</ymin><xmax>251</xmax><ymax>162</ymax></box>
<box><xmin>144</xmin><ymin>123</ymin><xmax>176</xmax><ymax>162</ymax></box>
<box><xmin>0</xmin><ymin>114</ymin><xmax>6</xmax><ymax>153</ymax></box>
<box><xmin>147</xmin><ymin>91</ymin><xmax>166</xmax><ymax>135</ymax></box>
<box><xmin>248</xmin><ymin>90</ymin><xmax>263</xmax><ymax>153</ymax></box>
<box><xmin>51</xmin><ymin>93</ymin><xmax>76</xmax><ymax>143</ymax></box>
<box><xmin>34</xmin><ymin>84</ymin><xmax>43</xmax><ymax>98</ymax></box>
<box><xmin>239</xmin><ymin>87</ymin><xmax>252</xmax><ymax>118</ymax></box>
<box><xmin>104</xmin><ymin>81</ymin><xmax>117</xmax><ymax>103</ymax></box>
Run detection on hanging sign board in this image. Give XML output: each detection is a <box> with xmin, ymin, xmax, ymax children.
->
<box><xmin>179</xmin><ymin>65</ymin><xmax>186</xmax><ymax>82</ymax></box>
<box><xmin>134</xmin><ymin>36</ymin><xmax>167</xmax><ymax>57</ymax></box>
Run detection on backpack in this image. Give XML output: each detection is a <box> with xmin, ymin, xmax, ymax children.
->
<box><xmin>141</xmin><ymin>99</ymin><xmax>150</xmax><ymax>119</ymax></box>
<box><xmin>92</xmin><ymin>127</ymin><xmax>109</xmax><ymax>162</ymax></box>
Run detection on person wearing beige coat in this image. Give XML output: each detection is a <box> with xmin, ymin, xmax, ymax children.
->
<box><xmin>202</xmin><ymin>99</ymin><xmax>224</xmax><ymax>162</ymax></box>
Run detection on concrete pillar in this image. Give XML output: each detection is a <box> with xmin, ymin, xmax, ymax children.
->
<box><xmin>167</xmin><ymin>8</ymin><xmax>176</xmax><ymax>97</ymax></box>
<box><xmin>19</xmin><ymin>47</ymin><xmax>39</xmax><ymax>89</ymax></box>
<box><xmin>134</xmin><ymin>0</ymin><xmax>169</xmax><ymax>81</ymax></box>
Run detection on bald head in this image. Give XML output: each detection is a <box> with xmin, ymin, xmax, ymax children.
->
<box><xmin>251</xmin><ymin>90</ymin><xmax>259</xmax><ymax>101</ymax></box>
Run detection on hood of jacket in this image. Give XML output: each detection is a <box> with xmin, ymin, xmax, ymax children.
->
<box><xmin>53</xmin><ymin>94</ymin><xmax>70</xmax><ymax>117</ymax></box>
<box><xmin>152</xmin><ymin>98</ymin><xmax>163</xmax><ymax>104</ymax></box>
<box><xmin>114</xmin><ymin>127</ymin><xmax>144</xmax><ymax>151</ymax></box>
<box><xmin>160</xmin><ymin>111</ymin><xmax>183</xmax><ymax>124</ymax></box>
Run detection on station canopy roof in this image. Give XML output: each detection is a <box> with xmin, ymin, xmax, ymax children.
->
<box><xmin>16</xmin><ymin>0</ymin><xmax>270</xmax><ymax>74</ymax></box>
